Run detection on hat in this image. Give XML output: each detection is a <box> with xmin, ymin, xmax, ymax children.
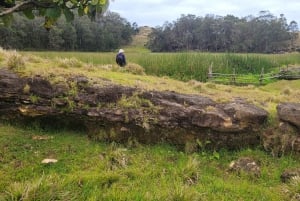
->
<box><xmin>118</xmin><ymin>49</ymin><xmax>124</xmax><ymax>53</ymax></box>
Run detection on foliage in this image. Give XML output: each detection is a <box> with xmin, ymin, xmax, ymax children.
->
<box><xmin>0</xmin><ymin>0</ymin><xmax>109</xmax><ymax>29</ymax></box>
<box><xmin>147</xmin><ymin>11</ymin><xmax>299</xmax><ymax>53</ymax></box>
<box><xmin>0</xmin><ymin>12</ymin><xmax>136</xmax><ymax>51</ymax></box>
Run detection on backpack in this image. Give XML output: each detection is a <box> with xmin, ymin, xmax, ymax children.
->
<box><xmin>116</xmin><ymin>53</ymin><xmax>126</xmax><ymax>67</ymax></box>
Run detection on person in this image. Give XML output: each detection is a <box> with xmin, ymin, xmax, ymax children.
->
<box><xmin>116</xmin><ymin>49</ymin><xmax>126</xmax><ymax>67</ymax></box>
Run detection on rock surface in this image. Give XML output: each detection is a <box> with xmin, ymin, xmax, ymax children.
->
<box><xmin>277</xmin><ymin>103</ymin><xmax>300</xmax><ymax>129</ymax></box>
<box><xmin>263</xmin><ymin>104</ymin><xmax>300</xmax><ymax>156</ymax></box>
<box><xmin>228</xmin><ymin>157</ymin><xmax>261</xmax><ymax>177</ymax></box>
<box><xmin>281</xmin><ymin>168</ymin><xmax>300</xmax><ymax>183</ymax></box>
<box><xmin>0</xmin><ymin>69</ymin><xmax>269</xmax><ymax>149</ymax></box>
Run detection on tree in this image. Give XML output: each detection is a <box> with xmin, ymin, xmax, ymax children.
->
<box><xmin>0</xmin><ymin>0</ymin><xmax>109</xmax><ymax>29</ymax></box>
<box><xmin>147</xmin><ymin>12</ymin><xmax>295</xmax><ymax>53</ymax></box>
<box><xmin>0</xmin><ymin>11</ymin><xmax>136</xmax><ymax>51</ymax></box>
<box><xmin>288</xmin><ymin>21</ymin><xmax>299</xmax><ymax>50</ymax></box>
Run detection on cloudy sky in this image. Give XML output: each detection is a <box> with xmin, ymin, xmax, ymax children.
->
<box><xmin>109</xmin><ymin>0</ymin><xmax>300</xmax><ymax>27</ymax></box>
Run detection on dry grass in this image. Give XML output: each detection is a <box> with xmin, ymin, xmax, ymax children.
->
<box><xmin>4</xmin><ymin>50</ymin><xmax>26</xmax><ymax>70</ymax></box>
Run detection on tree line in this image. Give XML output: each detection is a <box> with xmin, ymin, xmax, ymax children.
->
<box><xmin>147</xmin><ymin>11</ymin><xmax>299</xmax><ymax>53</ymax></box>
<box><xmin>0</xmin><ymin>11</ymin><xmax>138</xmax><ymax>51</ymax></box>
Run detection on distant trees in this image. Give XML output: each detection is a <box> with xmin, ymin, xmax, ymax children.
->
<box><xmin>147</xmin><ymin>11</ymin><xmax>299</xmax><ymax>53</ymax></box>
<box><xmin>0</xmin><ymin>11</ymin><xmax>137</xmax><ymax>51</ymax></box>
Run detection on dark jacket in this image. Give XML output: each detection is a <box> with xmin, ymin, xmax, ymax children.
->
<box><xmin>116</xmin><ymin>53</ymin><xmax>126</xmax><ymax>67</ymax></box>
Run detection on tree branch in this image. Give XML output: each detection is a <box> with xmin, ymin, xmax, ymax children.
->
<box><xmin>0</xmin><ymin>0</ymin><xmax>55</xmax><ymax>17</ymax></box>
<box><xmin>0</xmin><ymin>0</ymin><xmax>32</xmax><ymax>17</ymax></box>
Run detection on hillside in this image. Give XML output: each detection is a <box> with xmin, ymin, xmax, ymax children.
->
<box><xmin>131</xmin><ymin>26</ymin><xmax>153</xmax><ymax>47</ymax></box>
<box><xmin>130</xmin><ymin>29</ymin><xmax>300</xmax><ymax>52</ymax></box>
<box><xmin>124</xmin><ymin>26</ymin><xmax>153</xmax><ymax>53</ymax></box>
<box><xmin>1</xmin><ymin>48</ymin><xmax>300</xmax><ymax>201</ymax></box>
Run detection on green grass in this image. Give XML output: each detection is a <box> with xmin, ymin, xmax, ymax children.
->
<box><xmin>1</xmin><ymin>123</ymin><xmax>300</xmax><ymax>201</ymax></box>
<box><xmin>23</xmin><ymin>51</ymin><xmax>300</xmax><ymax>82</ymax></box>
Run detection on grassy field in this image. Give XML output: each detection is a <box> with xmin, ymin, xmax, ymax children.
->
<box><xmin>1</xmin><ymin>123</ymin><xmax>300</xmax><ymax>201</ymax></box>
<box><xmin>23</xmin><ymin>51</ymin><xmax>300</xmax><ymax>82</ymax></box>
<box><xmin>1</xmin><ymin>48</ymin><xmax>300</xmax><ymax>200</ymax></box>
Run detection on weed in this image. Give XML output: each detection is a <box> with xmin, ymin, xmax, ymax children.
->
<box><xmin>180</xmin><ymin>156</ymin><xmax>200</xmax><ymax>185</ymax></box>
<box><xmin>117</xmin><ymin>93</ymin><xmax>157</xmax><ymax>112</ymax></box>
<box><xmin>29</xmin><ymin>94</ymin><xmax>39</xmax><ymax>103</ymax></box>
<box><xmin>67</xmin><ymin>81</ymin><xmax>78</xmax><ymax>96</ymax></box>
<box><xmin>23</xmin><ymin>84</ymin><xmax>30</xmax><ymax>94</ymax></box>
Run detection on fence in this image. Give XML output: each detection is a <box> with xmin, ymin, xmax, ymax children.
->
<box><xmin>207</xmin><ymin>65</ymin><xmax>300</xmax><ymax>85</ymax></box>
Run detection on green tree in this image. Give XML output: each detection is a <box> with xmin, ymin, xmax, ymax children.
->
<box><xmin>147</xmin><ymin>11</ymin><xmax>295</xmax><ymax>53</ymax></box>
<box><xmin>48</xmin><ymin>26</ymin><xmax>64</xmax><ymax>50</ymax></box>
<box><xmin>288</xmin><ymin>21</ymin><xmax>299</xmax><ymax>50</ymax></box>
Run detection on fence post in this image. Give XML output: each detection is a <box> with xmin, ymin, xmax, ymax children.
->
<box><xmin>259</xmin><ymin>67</ymin><xmax>264</xmax><ymax>85</ymax></box>
<box><xmin>208</xmin><ymin>63</ymin><xmax>213</xmax><ymax>81</ymax></box>
<box><xmin>232</xmin><ymin>68</ymin><xmax>236</xmax><ymax>84</ymax></box>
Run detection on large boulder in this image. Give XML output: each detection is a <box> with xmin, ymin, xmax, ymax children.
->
<box><xmin>277</xmin><ymin>103</ymin><xmax>300</xmax><ymax>129</ymax></box>
<box><xmin>262</xmin><ymin>103</ymin><xmax>300</xmax><ymax>156</ymax></box>
<box><xmin>0</xmin><ymin>69</ymin><xmax>269</xmax><ymax>149</ymax></box>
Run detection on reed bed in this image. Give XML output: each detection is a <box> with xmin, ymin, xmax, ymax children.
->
<box><xmin>25</xmin><ymin>51</ymin><xmax>300</xmax><ymax>82</ymax></box>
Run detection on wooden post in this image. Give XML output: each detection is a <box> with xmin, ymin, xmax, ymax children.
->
<box><xmin>259</xmin><ymin>67</ymin><xmax>264</xmax><ymax>85</ymax></box>
<box><xmin>208</xmin><ymin>62</ymin><xmax>213</xmax><ymax>80</ymax></box>
<box><xmin>232</xmin><ymin>68</ymin><xmax>236</xmax><ymax>84</ymax></box>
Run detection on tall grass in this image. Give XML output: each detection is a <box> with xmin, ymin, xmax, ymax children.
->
<box><xmin>24</xmin><ymin>51</ymin><xmax>300</xmax><ymax>82</ymax></box>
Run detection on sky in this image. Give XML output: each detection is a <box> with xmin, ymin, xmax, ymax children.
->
<box><xmin>109</xmin><ymin>0</ymin><xmax>300</xmax><ymax>27</ymax></box>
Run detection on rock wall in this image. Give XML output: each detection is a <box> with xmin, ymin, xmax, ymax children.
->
<box><xmin>0</xmin><ymin>68</ymin><xmax>270</xmax><ymax>150</ymax></box>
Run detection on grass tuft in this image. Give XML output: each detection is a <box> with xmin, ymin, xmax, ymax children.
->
<box><xmin>6</xmin><ymin>50</ymin><xmax>26</xmax><ymax>70</ymax></box>
<box><xmin>56</xmin><ymin>57</ymin><xmax>83</xmax><ymax>68</ymax></box>
<box><xmin>125</xmin><ymin>63</ymin><xmax>145</xmax><ymax>75</ymax></box>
